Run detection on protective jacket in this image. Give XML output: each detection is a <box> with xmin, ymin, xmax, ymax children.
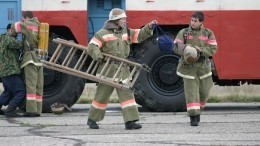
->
<box><xmin>87</xmin><ymin>21</ymin><xmax>153</xmax><ymax>82</ymax></box>
<box><xmin>174</xmin><ymin>25</ymin><xmax>218</xmax><ymax>79</ymax></box>
<box><xmin>14</xmin><ymin>17</ymin><xmax>43</xmax><ymax>114</ymax></box>
<box><xmin>14</xmin><ymin>17</ymin><xmax>42</xmax><ymax>68</ymax></box>
<box><xmin>0</xmin><ymin>33</ymin><xmax>22</xmax><ymax>77</ymax></box>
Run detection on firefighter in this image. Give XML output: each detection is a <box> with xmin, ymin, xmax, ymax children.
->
<box><xmin>174</xmin><ymin>11</ymin><xmax>218</xmax><ymax>126</ymax></box>
<box><xmin>0</xmin><ymin>23</ymin><xmax>25</xmax><ymax>117</ymax></box>
<box><xmin>86</xmin><ymin>8</ymin><xmax>158</xmax><ymax>129</ymax></box>
<box><xmin>13</xmin><ymin>11</ymin><xmax>43</xmax><ymax>117</ymax></box>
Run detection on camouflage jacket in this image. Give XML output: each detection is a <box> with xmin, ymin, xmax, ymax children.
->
<box><xmin>14</xmin><ymin>17</ymin><xmax>42</xmax><ymax>68</ymax></box>
<box><xmin>0</xmin><ymin>33</ymin><xmax>22</xmax><ymax>78</ymax></box>
<box><xmin>87</xmin><ymin>21</ymin><xmax>153</xmax><ymax>82</ymax></box>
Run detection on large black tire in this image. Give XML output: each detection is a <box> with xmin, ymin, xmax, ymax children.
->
<box><xmin>42</xmin><ymin>36</ymin><xmax>85</xmax><ymax>112</ymax></box>
<box><xmin>132</xmin><ymin>36</ymin><xmax>186</xmax><ymax>112</ymax></box>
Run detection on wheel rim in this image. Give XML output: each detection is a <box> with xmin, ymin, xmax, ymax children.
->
<box><xmin>148</xmin><ymin>54</ymin><xmax>183</xmax><ymax>95</ymax></box>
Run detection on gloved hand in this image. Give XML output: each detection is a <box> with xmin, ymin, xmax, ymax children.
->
<box><xmin>194</xmin><ymin>46</ymin><xmax>202</xmax><ymax>57</ymax></box>
<box><xmin>195</xmin><ymin>46</ymin><xmax>202</xmax><ymax>52</ymax></box>
<box><xmin>148</xmin><ymin>20</ymin><xmax>158</xmax><ymax>29</ymax></box>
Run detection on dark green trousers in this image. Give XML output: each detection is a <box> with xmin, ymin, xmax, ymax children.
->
<box><xmin>88</xmin><ymin>83</ymin><xmax>139</xmax><ymax>123</ymax></box>
<box><xmin>184</xmin><ymin>76</ymin><xmax>213</xmax><ymax>116</ymax></box>
<box><xmin>24</xmin><ymin>64</ymin><xmax>43</xmax><ymax>114</ymax></box>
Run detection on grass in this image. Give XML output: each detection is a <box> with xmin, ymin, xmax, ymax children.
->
<box><xmin>76</xmin><ymin>83</ymin><xmax>260</xmax><ymax>104</ymax></box>
<box><xmin>1</xmin><ymin>83</ymin><xmax>259</xmax><ymax>104</ymax></box>
<box><xmin>208</xmin><ymin>95</ymin><xmax>260</xmax><ymax>103</ymax></box>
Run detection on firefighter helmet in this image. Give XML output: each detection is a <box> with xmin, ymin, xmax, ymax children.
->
<box><xmin>109</xmin><ymin>8</ymin><xmax>127</xmax><ymax>20</ymax></box>
<box><xmin>51</xmin><ymin>103</ymin><xmax>65</xmax><ymax>114</ymax></box>
<box><xmin>183</xmin><ymin>46</ymin><xmax>199</xmax><ymax>64</ymax></box>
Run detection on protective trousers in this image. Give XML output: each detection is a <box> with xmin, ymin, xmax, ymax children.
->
<box><xmin>0</xmin><ymin>74</ymin><xmax>26</xmax><ymax>107</ymax></box>
<box><xmin>183</xmin><ymin>76</ymin><xmax>213</xmax><ymax>116</ymax></box>
<box><xmin>88</xmin><ymin>83</ymin><xmax>139</xmax><ymax>123</ymax></box>
<box><xmin>24</xmin><ymin>64</ymin><xmax>43</xmax><ymax>114</ymax></box>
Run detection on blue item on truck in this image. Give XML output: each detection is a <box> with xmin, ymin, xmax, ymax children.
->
<box><xmin>0</xmin><ymin>0</ymin><xmax>21</xmax><ymax>34</ymax></box>
<box><xmin>87</xmin><ymin>0</ymin><xmax>125</xmax><ymax>40</ymax></box>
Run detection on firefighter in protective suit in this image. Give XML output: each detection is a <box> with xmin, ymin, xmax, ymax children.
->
<box><xmin>86</xmin><ymin>8</ymin><xmax>158</xmax><ymax>129</ymax></box>
<box><xmin>174</xmin><ymin>11</ymin><xmax>218</xmax><ymax>126</ymax></box>
<box><xmin>13</xmin><ymin>11</ymin><xmax>43</xmax><ymax>117</ymax></box>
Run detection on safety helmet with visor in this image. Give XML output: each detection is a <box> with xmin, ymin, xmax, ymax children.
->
<box><xmin>109</xmin><ymin>8</ymin><xmax>127</xmax><ymax>20</ymax></box>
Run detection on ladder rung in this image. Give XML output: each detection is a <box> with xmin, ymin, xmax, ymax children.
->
<box><xmin>62</xmin><ymin>47</ymin><xmax>74</xmax><ymax>66</ymax></box>
<box><xmin>86</xmin><ymin>60</ymin><xmax>95</xmax><ymax>73</ymax></box>
<box><xmin>54</xmin><ymin>46</ymin><xmax>64</xmax><ymax>63</ymax></box>
<box><xmin>112</xmin><ymin>62</ymin><xmax>124</xmax><ymax>81</ymax></box>
<box><xmin>74</xmin><ymin>50</ymin><xmax>86</xmax><ymax>70</ymax></box>
<box><xmin>98</xmin><ymin>58</ymin><xmax>111</xmax><ymax>78</ymax></box>
<box><xmin>49</xmin><ymin>44</ymin><xmax>63</xmax><ymax>63</ymax></box>
<box><xmin>66</xmin><ymin>49</ymin><xmax>77</xmax><ymax>67</ymax></box>
<box><xmin>78</xmin><ymin>53</ymin><xmax>88</xmax><ymax>71</ymax></box>
<box><xmin>90</xmin><ymin>61</ymin><xmax>99</xmax><ymax>75</ymax></box>
<box><xmin>124</xmin><ymin>66</ymin><xmax>137</xmax><ymax>85</ymax></box>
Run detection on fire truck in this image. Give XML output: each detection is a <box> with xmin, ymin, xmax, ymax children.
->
<box><xmin>1</xmin><ymin>0</ymin><xmax>260</xmax><ymax>112</ymax></box>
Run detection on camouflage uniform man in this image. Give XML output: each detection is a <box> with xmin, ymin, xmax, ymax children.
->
<box><xmin>174</xmin><ymin>11</ymin><xmax>218</xmax><ymax>126</ymax></box>
<box><xmin>14</xmin><ymin>11</ymin><xmax>43</xmax><ymax>117</ymax></box>
<box><xmin>0</xmin><ymin>23</ymin><xmax>25</xmax><ymax>117</ymax></box>
<box><xmin>87</xmin><ymin>8</ymin><xmax>158</xmax><ymax>129</ymax></box>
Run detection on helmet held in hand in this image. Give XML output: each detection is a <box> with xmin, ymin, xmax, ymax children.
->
<box><xmin>183</xmin><ymin>46</ymin><xmax>199</xmax><ymax>64</ymax></box>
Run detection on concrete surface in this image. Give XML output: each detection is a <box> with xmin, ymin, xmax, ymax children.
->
<box><xmin>0</xmin><ymin>103</ymin><xmax>260</xmax><ymax>146</ymax></box>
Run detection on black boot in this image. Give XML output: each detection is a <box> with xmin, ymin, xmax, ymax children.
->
<box><xmin>197</xmin><ymin>115</ymin><xmax>200</xmax><ymax>123</ymax></box>
<box><xmin>5</xmin><ymin>105</ymin><xmax>22</xmax><ymax>118</ymax></box>
<box><xmin>0</xmin><ymin>105</ymin><xmax>5</xmax><ymax>115</ymax></box>
<box><xmin>23</xmin><ymin>112</ymin><xmax>40</xmax><ymax>117</ymax></box>
<box><xmin>125</xmin><ymin>121</ymin><xmax>142</xmax><ymax>130</ymax></box>
<box><xmin>190</xmin><ymin>116</ymin><xmax>199</xmax><ymax>126</ymax></box>
<box><xmin>87</xmin><ymin>119</ymin><xmax>99</xmax><ymax>129</ymax></box>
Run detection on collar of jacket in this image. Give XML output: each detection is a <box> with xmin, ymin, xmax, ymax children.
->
<box><xmin>26</xmin><ymin>17</ymin><xmax>40</xmax><ymax>24</ymax></box>
<box><xmin>102</xmin><ymin>20</ymin><xmax>119</xmax><ymax>29</ymax></box>
<box><xmin>103</xmin><ymin>20</ymin><xmax>125</xmax><ymax>34</ymax></box>
<box><xmin>189</xmin><ymin>24</ymin><xmax>205</xmax><ymax>31</ymax></box>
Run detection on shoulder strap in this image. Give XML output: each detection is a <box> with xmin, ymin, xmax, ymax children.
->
<box><xmin>126</xmin><ymin>27</ymin><xmax>133</xmax><ymax>58</ymax></box>
<box><xmin>183</xmin><ymin>28</ymin><xmax>189</xmax><ymax>44</ymax></box>
<box><xmin>127</xmin><ymin>27</ymin><xmax>131</xmax><ymax>42</ymax></box>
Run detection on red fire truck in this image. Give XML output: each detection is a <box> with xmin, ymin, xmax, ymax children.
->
<box><xmin>2</xmin><ymin>0</ymin><xmax>260</xmax><ymax>112</ymax></box>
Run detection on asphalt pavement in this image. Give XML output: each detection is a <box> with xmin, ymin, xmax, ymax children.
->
<box><xmin>0</xmin><ymin>103</ymin><xmax>260</xmax><ymax>146</ymax></box>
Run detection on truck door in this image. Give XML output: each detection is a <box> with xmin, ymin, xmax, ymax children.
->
<box><xmin>0</xmin><ymin>0</ymin><xmax>21</xmax><ymax>33</ymax></box>
<box><xmin>87</xmin><ymin>0</ymin><xmax>125</xmax><ymax>40</ymax></box>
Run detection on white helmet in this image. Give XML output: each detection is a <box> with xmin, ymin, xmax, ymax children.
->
<box><xmin>109</xmin><ymin>8</ymin><xmax>127</xmax><ymax>20</ymax></box>
<box><xmin>183</xmin><ymin>46</ymin><xmax>199</xmax><ymax>64</ymax></box>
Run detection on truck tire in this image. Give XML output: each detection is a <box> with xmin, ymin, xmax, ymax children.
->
<box><xmin>42</xmin><ymin>35</ymin><xmax>85</xmax><ymax>112</ymax></box>
<box><xmin>132</xmin><ymin>36</ymin><xmax>186</xmax><ymax>112</ymax></box>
